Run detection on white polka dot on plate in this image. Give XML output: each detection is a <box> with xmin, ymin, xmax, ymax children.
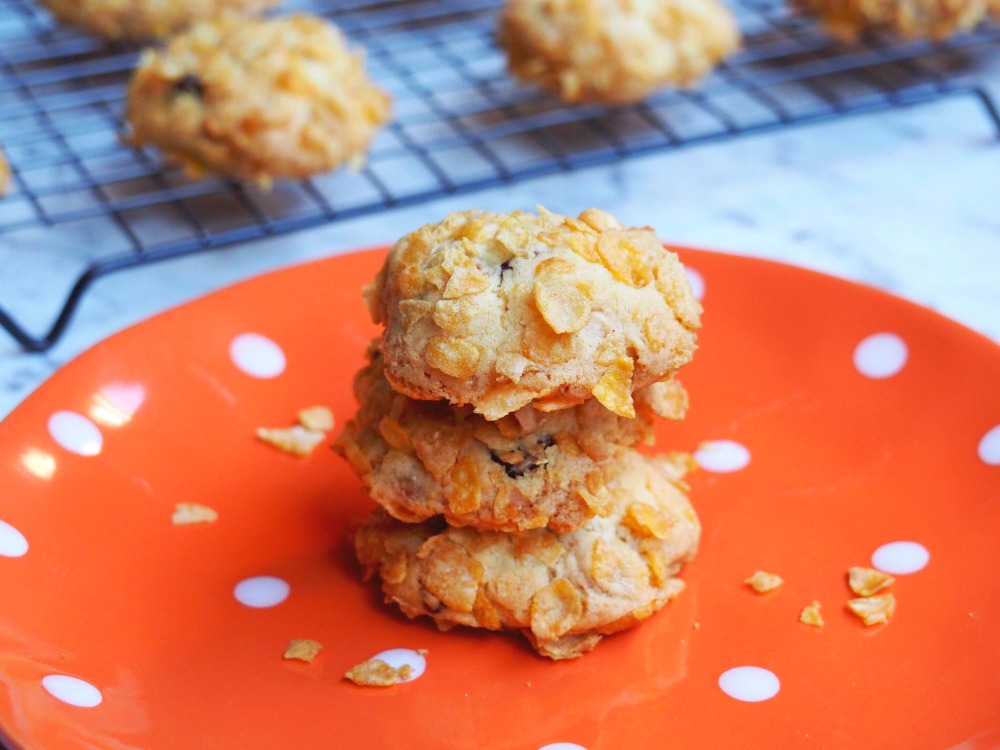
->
<box><xmin>978</xmin><ymin>425</ymin><xmax>1000</xmax><ymax>466</ymax></box>
<box><xmin>229</xmin><ymin>333</ymin><xmax>286</xmax><ymax>379</ymax></box>
<box><xmin>718</xmin><ymin>666</ymin><xmax>780</xmax><ymax>702</ymax></box>
<box><xmin>41</xmin><ymin>675</ymin><xmax>102</xmax><ymax>708</ymax></box>
<box><xmin>538</xmin><ymin>744</ymin><xmax>588</xmax><ymax>750</ymax></box>
<box><xmin>369</xmin><ymin>648</ymin><xmax>427</xmax><ymax>682</ymax></box>
<box><xmin>871</xmin><ymin>541</ymin><xmax>929</xmax><ymax>574</ymax></box>
<box><xmin>0</xmin><ymin>519</ymin><xmax>29</xmax><ymax>558</ymax></box>
<box><xmin>48</xmin><ymin>411</ymin><xmax>103</xmax><ymax>456</ymax></box>
<box><xmin>853</xmin><ymin>332</ymin><xmax>908</xmax><ymax>379</ymax></box>
<box><xmin>233</xmin><ymin>576</ymin><xmax>290</xmax><ymax>608</ymax></box>
<box><xmin>694</xmin><ymin>440</ymin><xmax>750</xmax><ymax>473</ymax></box>
<box><xmin>684</xmin><ymin>266</ymin><xmax>705</xmax><ymax>300</ymax></box>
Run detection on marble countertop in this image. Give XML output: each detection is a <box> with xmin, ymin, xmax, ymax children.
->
<box><xmin>2</xmin><ymin>85</ymin><xmax>999</xmax><ymax>419</ymax></box>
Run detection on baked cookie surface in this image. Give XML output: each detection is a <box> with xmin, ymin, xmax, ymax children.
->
<box><xmin>125</xmin><ymin>14</ymin><xmax>391</xmax><ymax>185</ymax></box>
<box><xmin>354</xmin><ymin>451</ymin><xmax>700</xmax><ymax>659</ymax></box>
<box><xmin>365</xmin><ymin>207</ymin><xmax>701</xmax><ymax>421</ymax></box>
<box><xmin>796</xmin><ymin>0</ymin><xmax>988</xmax><ymax>39</ymax></box>
<box><xmin>336</xmin><ymin>349</ymin><xmax>688</xmax><ymax>533</ymax></box>
<box><xmin>39</xmin><ymin>0</ymin><xmax>278</xmax><ymax>40</ymax></box>
<box><xmin>498</xmin><ymin>0</ymin><xmax>740</xmax><ymax>104</ymax></box>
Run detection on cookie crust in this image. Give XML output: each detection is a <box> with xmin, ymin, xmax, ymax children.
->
<box><xmin>796</xmin><ymin>0</ymin><xmax>988</xmax><ymax>39</ymax></box>
<box><xmin>39</xmin><ymin>0</ymin><xmax>278</xmax><ymax>40</ymax></box>
<box><xmin>365</xmin><ymin>207</ymin><xmax>701</xmax><ymax>421</ymax></box>
<box><xmin>336</xmin><ymin>349</ymin><xmax>688</xmax><ymax>533</ymax></box>
<box><xmin>354</xmin><ymin>451</ymin><xmax>700</xmax><ymax>660</ymax></box>
<box><xmin>498</xmin><ymin>0</ymin><xmax>740</xmax><ymax>104</ymax></box>
<box><xmin>125</xmin><ymin>14</ymin><xmax>391</xmax><ymax>185</ymax></box>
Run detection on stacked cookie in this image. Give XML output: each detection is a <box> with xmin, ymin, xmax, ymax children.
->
<box><xmin>498</xmin><ymin>0</ymin><xmax>741</xmax><ymax>105</ymax></box>
<box><xmin>336</xmin><ymin>207</ymin><xmax>703</xmax><ymax>659</ymax></box>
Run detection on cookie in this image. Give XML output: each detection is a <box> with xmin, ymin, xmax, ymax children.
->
<box><xmin>498</xmin><ymin>0</ymin><xmax>740</xmax><ymax>104</ymax></box>
<box><xmin>796</xmin><ymin>0</ymin><xmax>988</xmax><ymax>39</ymax></box>
<box><xmin>354</xmin><ymin>451</ymin><xmax>700</xmax><ymax>659</ymax></box>
<box><xmin>365</xmin><ymin>207</ymin><xmax>701</xmax><ymax>421</ymax></box>
<box><xmin>336</xmin><ymin>348</ymin><xmax>688</xmax><ymax>533</ymax></box>
<box><xmin>39</xmin><ymin>0</ymin><xmax>278</xmax><ymax>40</ymax></box>
<box><xmin>0</xmin><ymin>145</ymin><xmax>9</xmax><ymax>196</ymax></box>
<box><xmin>124</xmin><ymin>14</ymin><xmax>391</xmax><ymax>186</ymax></box>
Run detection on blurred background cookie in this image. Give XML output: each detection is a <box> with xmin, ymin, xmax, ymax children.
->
<box><xmin>795</xmin><ymin>0</ymin><xmax>989</xmax><ymax>40</ymax></box>
<box><xmin>38</xmin><ymin>0</ymin><xmax>280</xmax><ymax>40</ymax></box>
<box><xmin>335</xmin><ymin>348</ymin><xmax>688</xmax><ymax>533</ymax></box>
<box><xmin>354</xmin><ymin>451</ymin><xmax>700</xmax><ymax>660</ymax></box>
<box><xmin>124</xmin><ymin>14</ymin><xmax>391</xmax><ymax>186</ymax></box>
<box><xmin>497</xmin><ymin>0</ymin><xmax>740</xmax><ymax>104</ymax></box>
<box><xmin>365</xmin><ymin>207</ymin><xmax>701</xmax><ymax>421</ymax></box>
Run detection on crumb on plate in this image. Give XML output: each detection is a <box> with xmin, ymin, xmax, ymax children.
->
<box><xmin>744</xmin><ymin>570</ymin><xmax>783</xmax><ymax>593</ymax></box>
<box><xmin>257</xmin><ymin>424</ymin><xmax>327</xmax><ymax>456</ymax></box>
<box><xmin>848</xmin><ymin>566</ymin><xmax>895</xmax><ymax>597</ymax></box>
<box><xmin>344</xmin><ymin>657</ymin><xmax>413</xmax><ymax>687</ymax></box>
<box><xmin>283</xmin><ymin>639</ymin><xmax>323</xmax><ymax>662</ymax></box>
<box><xmin>799</xmin><ymin>599</ymin><xmax>824</xmax><ymax>627</ymax></box>
<box><xmin>171</xmin><ymin>502</ymin><xmax>218</xmax><ymax>525</ymax></box>
<box><xmin>846</xmin><ymin>593</ymin><xmax>896</xmax><ymax>626</ymax></box>
<box><xmin>258</xmin><ymin>404</ymin><xmax>335</xmax><ymax>456</ymax></box>
<box><xmin>298</xmin><ymin>405</ymin><xmax>335</xmax><ymax>432</ymax></box>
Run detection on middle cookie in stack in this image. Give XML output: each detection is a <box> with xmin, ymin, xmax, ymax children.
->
<box><xmin>336</xmin><ymin>206</ymin><xmax>703</xmax><ymax>659</ymax></box>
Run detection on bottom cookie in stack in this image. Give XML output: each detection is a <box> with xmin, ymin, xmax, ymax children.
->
<box><xmin>353</xmin><ymin>451</ymin><xmax>700</xmax><ymax>660</ymax></box>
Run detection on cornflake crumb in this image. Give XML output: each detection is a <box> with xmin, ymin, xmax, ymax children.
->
<box><xmin>171</xmin><ymin>502</ymin><xmax>218</xmax><ymax>525</ymax></box>
<box><xmin>283</xmin><ymin>639</ymin><xmax>323</xmax><ymax>662</ymax></box>
<box><xmin>848</xmin><ymin>566</ymin><xmax>895</xmax><ymax>597</ymax></box>
<box><xmin>298</xmin><ymin>405</ymin><xmax>335</xmax><ymax>432</ymax></box>
<box><xmin>344</xmin><ymin>657</ymin><xmax>413</xmax><ymax>687</ymax></box>
<box><xmin>744</xmin><ymin>570</ymin><xmax>784</xmax><ymax>593</ymax></box>
<box><xmin>846</xmin><ymin>594</ymin><xmax>896</xmax><ymax>626</ymax></box>
<box><xmin>799</xmin><ymin>600</ymin><xmax>824</xmax><ymax>627</ymax></box>
<box><xmin>257</xmin><ymin>425</ymin><xmax>326</xmax><ymax>456</ymax></box>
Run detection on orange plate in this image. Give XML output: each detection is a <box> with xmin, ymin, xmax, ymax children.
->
<box><xmin>1</xmin><ymin>248</ymin><xmax>999</xmax><ymax>750</ymax></box>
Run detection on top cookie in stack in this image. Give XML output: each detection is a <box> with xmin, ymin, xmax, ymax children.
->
<box><xmin>364</xmin><ymin>206</ymin><xmax>701</xmax><ymax>421</ymax></box>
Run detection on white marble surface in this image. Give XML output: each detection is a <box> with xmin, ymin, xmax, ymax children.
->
<box><xmin>2</xmin><ymin>89</ymin><xmax>999</xmax><ymax>419</ymax></box>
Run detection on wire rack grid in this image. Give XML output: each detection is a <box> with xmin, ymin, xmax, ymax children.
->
<box><xmin>0</xmin><ymin>0</ymin><xmax>998</xmax><ymax>352</ymax></box>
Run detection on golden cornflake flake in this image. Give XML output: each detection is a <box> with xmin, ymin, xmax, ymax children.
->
<box><xmin>283</xmin><ymin>639</ymin><xmax>323</xmax><ymax>662</ymax></box>
<box><xmin>846</xmin><ymin>594</ymin><xmax>896</xmax><ymax>626</ymax></box>
<box><xmin>848</xmin><ymin>566</ymin><xmax>895</xmax><ymax>597</ymax></box>
<box><xmin>799</xmin><ymin>600</ymin><xmax>824</xmax><ymax>627</ymax></box>
<box><xmin>171</xmin><ymin>502</ymin><xmax>218</xmax><ymax>525</ymax></box>
<box><xmin>256</xmin><ymin>425</ymin><xmax>326</xmax><ymax>456</ymax></box>
<box><xmin>344</xmin><ymin>658</ymin><xmax>413</xmax><ymax>687</ymax></box>
<box><xmin>591</xmin><ymin>356</ymin><xmax>635</xmax><ymax>417</ymax></box>
<box><xmin>297</xmin><ymin>405</ymin><xmax>334</xmax><ymax>432</ymax></box>
<box><xmin>744</xmin><ymin>571</ymin><xmax>783</xmax><ymax>593</ymax></box>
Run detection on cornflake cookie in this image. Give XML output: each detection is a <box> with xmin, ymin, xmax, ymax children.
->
<box><xmin>125</xmin><ymin>14</ymin><xmax>391</xmax><ymax>186</ymax></box>
<box><xmin>498</xmin><ymin>0</ymin><xmax>740</xmax><ymax>104</ymax></box>
<box><xmin>365</xmin><ymin>207</ymin><xmax>701</xmax><ymax>421</ymax></box>
<box><xmin>795</xmin><ymin>0</ymin><xmax>988</xmax><ymax>40</ymax></box>
<box><xmin>336</xmin><ymin>349</ymin><xmax>688</xmax><ymax>532</ymax></box>
<box><xmin>38</xmin><ymin>0</ymin><xmax>277</xmax><ymax>40</ymax></box>
<box><xmin>354</xmin><ymin>451</ymin><xmax>700</xmax><ymax>660</ymax></box>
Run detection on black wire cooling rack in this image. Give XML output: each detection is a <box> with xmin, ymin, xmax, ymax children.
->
<box><xmin>0</xmin><ymin>0</ymin><xmax>998</xmax><ymax>352</ymax></box>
